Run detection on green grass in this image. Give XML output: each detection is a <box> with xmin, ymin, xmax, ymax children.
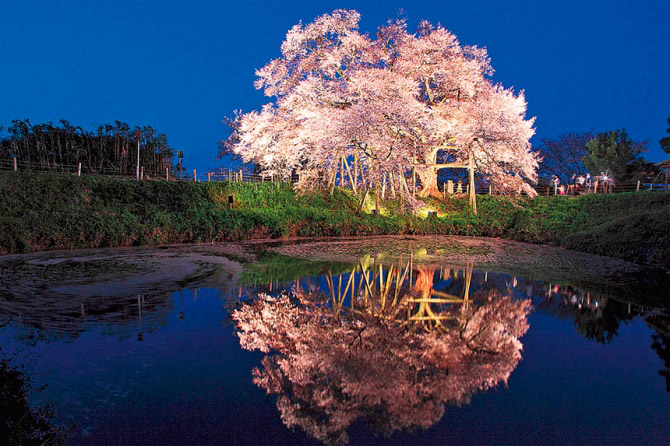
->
<box><xmin>1</xmin><ymin>172</ymin><xmax>669</xmax><ymax>269</ymax></box>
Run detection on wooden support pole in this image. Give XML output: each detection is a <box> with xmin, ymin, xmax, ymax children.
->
<box><xmin>636</xmin><ymin>180</ymin><xmax>640</xmax><ymax>192</ymax></box>
<box><xmin>354</xmin><ymin>154</ymin><xmax>359</xmax><ymax>190</ymax></box>
<box><xmin>13</xmin><ymin>157</ymin><xmax>17</xmax><ymax>172</ymax></box>
<box><xmin>489</xmin><ymin>184</ymin><xmax>492</xmax><ymax>195</ymax></box>
<box><xmin>412</xmin><ymin>168</ymin><xmax>416</xmax><ymax>197</ymax></box>
<box><xmin>468</xmin><ymin>152</ymin><xmax>477</xmax><ymax>215</ymax></box>
<box><xmin>166</xmin><ymin>167</ymin><xmax>169</xmax><ymax>181</ymax></box>
<box><xmin>140</xmin><ymin>166</ymin><xmax>144</xmax><ymax>180</ymax></box>
<box><xmin>239</xmin><ymin>169</ymin><xmax>243</xmax><ymax>182</ymax></box>
<box><xmin>328</xmin><ymin>168</ymin><xmax>337</xmax><ymax>195</ymax></box>
<box><xmin>357</xmin><ymin>184</ymin><xmax>371</xmax><ymax>214</ymax></box>
<box><xmin>401</xmin><ymin>173</ymin><xmax>412</xmax><ymax>196</ymax></box>
<box><xmin>208</xmin><ymin>172</ymin><xmax>211</xmax><ymax>182</ymax></box>
<box><xmin>375</xmin><ymin>176</ymin><xmax>379</xmax><ymax>214</ymax></box>
<box><xmin>78</xmin><ymin>162</ymin><xmax>81</xmax><ymax>177</ymax></box>
<box><xmin>338</xmin><ymin>157</ymin><xmax>343</xmax><ymax>187</ymax></box>
<box><xmin>193</xmin><ymin>169</ymin><xmax>197</xmax><ymax>182</ymax></box>
<box><xmin>343</xmin><ymin>157</ymin><xmax>357</xmax><ymax>194</ymax></box>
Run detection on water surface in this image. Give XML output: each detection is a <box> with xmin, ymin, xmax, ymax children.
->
<box><xmin>0</xmin><ymin>237</ymin><xmax>668</xmax><ymax>445</ymax></box>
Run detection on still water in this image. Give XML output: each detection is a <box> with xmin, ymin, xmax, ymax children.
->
<box><xmin>1</xmin><ymin>237</ymin><xmax>669</xmax><ymax>445</ymax></box>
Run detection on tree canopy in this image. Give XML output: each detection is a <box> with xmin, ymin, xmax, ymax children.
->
<box><xmin>583</xmin><ymin>129</ymin><xmax>647</xmax><ymax>182</ymax></box>
<box><xmin>537</xmin><ymin>132</ymin><xmax>595</xmax><ymax>184</ymax></box>
<box><xmin>222</xmin><ymin>10</ymin><xmax>538</xmax><ymax>211</ymax></box>
<box><xmin>660</xmin><ymin>118</ymin><xmax>670</xmax><ymax>155</ymax></box>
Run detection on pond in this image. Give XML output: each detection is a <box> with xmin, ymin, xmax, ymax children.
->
<box><xmin>1</xmin><ymin>236</ymin><xmax>669</xmax><ymax>445</ymax></box>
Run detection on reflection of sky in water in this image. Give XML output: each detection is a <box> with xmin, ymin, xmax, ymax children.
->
<box><xmin>1</xmin><ymin>265</ymin><xmax>669</xmax><ymax>445</ymax></box>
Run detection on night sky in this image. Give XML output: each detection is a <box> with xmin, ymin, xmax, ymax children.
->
<box><xmin>1</xmin><ymin>0</ymin><xmax>668</xmax><ymax>173</ymax></box>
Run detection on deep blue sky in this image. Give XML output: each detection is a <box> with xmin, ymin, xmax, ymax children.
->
<box><xmin>1</xmin><ymin>0</ymin><xmax>668</xmax><ymax>173</ymax></box>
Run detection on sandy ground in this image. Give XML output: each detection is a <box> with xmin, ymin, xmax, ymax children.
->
<box><xmin>0</xmin><ymin>244</ymin><xmax>248</xmax><ymax>301</ymax></box>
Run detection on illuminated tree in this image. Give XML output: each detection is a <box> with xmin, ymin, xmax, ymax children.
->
<box><xmin>222</xmin><ymin>10</ymin><xmax>539</xmax><ymax>211</ymax></box>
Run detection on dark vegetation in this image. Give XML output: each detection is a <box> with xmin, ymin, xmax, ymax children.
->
<box><xmin>1</xmin><ymin>172</ymin><xmax>669</xmax><ymax>269</ymax></box>
<box><xmin>537</xmin><ymin>128</ymin><xmax>659</xmax><ymax>185</ymax></box>
<box><xmin>1</xmin><ymin>340</ymin><xmax>69</xmax><ymax>445</ymax></box>
<box><xmin>0</xmin><ymin>119</ymin><xmax>175</xmax><ymax>176</ymax></box>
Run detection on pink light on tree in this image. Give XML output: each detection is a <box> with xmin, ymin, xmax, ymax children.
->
<box><xmin>222</xmin><ymin>10</ymin><xmax>539</xmax><ymax>211</ymax></box>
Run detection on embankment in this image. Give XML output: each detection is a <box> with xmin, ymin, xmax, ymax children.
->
<box><xmin>1</xmin><ymin>172</ymin><xmax>668</xmax><ymax>269</ymax></box>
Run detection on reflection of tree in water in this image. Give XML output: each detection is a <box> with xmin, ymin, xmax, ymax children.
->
<box><xmin>646</xmin><ymin>315</ymin><xmax>670</xmax><ymax>393</ymax></box>
<box><xmin>233</xmin><ymin>262</ymin><xmax>531</xmax><ymax>445</ymax></box>
<box><xmin>536</xmin><ymin>284</ymin><xmax>670</xmax><ymax>395</ymax></box>
<box><xmin>535</xmin><ymin>287</ymin><xmax>638</xmax><ymax>344</ymax></box>
<box><xmin>1</xmin><ymin>319</ymin><xmax>69</xmax><ymax>444</ymax></box>
<box><xmin>0</xmin><ymin>291</ymin><xmax>178</xmax><ymax>343</ymax></box>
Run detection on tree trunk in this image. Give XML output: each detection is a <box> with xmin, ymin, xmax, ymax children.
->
<box><xmin>417</xmin><ymin>166</ymin><xmax>441</xmax><ymax>198</ymax></box>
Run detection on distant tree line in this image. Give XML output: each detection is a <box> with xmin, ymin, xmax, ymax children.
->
<box><xmin>537</xmin><ymin>123</ymin><xmax>668</xmax><ymax>185</ymax></box>
<box><xmin>0</xmin><ymin>119</ymin><xmax>177</xmax><ymax>176</ymax></box>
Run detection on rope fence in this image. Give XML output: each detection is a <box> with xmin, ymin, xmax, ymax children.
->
<box><xmin>1</xmin><ymin>158</ymin><xmax>668</xmax><ymax>196</ymax></box>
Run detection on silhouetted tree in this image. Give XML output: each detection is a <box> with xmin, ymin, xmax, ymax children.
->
<box><xmin>660</xmin><ymin>118</ymin><xmax>670</xmax><ymax>154</ymax></box>
<box><xmin>0</xmin><ymin>119</ymin><xmax>176</xmax><ymax>177</ymax></box>
<box><xmin>537</xmin><ymin>131</ymin><xmax>595</xmax><ymax>183</ymax></box>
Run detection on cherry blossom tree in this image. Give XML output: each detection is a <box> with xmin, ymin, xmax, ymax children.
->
<box><xmin>222</xmin><ymin>10</ymin><xmax>539</xmax><ymax>211</ymax></box>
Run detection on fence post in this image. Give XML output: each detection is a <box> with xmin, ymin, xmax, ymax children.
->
<box><xmin>488</xmin><ymin>184</ymin><xmax>492</xmax><ymax>195</ymax></box>
<box><xmin>636</xmin><ymin>180</ymin><xmax>640</xmax><ymax>192</ymax></box>
<box><xmin>239</xmin><ymin>169</ymin><xmax>243</xmax><ymax>182</ymax></box>
<box><xmin>140</xmin><ymin>166</ymin><xmax>144</xmax><ymax>181</ymax></box>
<box><xmin>208</xmin><ymin>172</ymin><xmax>211</xmax><ymax>182</ymax></box>
<box><xmin>13</xmin><ymin>157</ymin><xmax>17</xmax><ymax>172</ymax></box>
<box><xmin>166</xmin><ymin>167</ymin><xmax>169</xmax><ymax>181</ymax></box>
<box><xmin>193</xmin><ymin>169</ymin><xmax>197</xmax><ymax>182</ymax></box>
<box><xmin>78</xmin><ymin>162</ymin><xmax>81</xmax><ymax>177</ymax></box>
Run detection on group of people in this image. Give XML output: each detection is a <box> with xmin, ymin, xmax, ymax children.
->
<box><xmin>548</xmin><ymin>172</ymin><xmax>614</xmax><ymax>195</ymax></box>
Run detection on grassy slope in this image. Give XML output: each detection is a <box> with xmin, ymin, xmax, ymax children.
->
<box><xmin>1</xmin><ymin>172</ymin><xmax>668</xmax><ymax>268</ymax></box>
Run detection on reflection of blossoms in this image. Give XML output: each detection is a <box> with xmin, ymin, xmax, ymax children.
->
<box><xmin>233</xmin><ymin>289</ymin><xmax>530</xmax><ymax>445</ymax></box>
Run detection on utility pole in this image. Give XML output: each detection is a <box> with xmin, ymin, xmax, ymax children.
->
<box><xmin>135</xmin><ymin>129</ymin><xmax>141</xmax><ymax>181</ymax></box>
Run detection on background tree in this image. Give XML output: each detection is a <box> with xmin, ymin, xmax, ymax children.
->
<box><xmin>583</xmin><ymin>129</ymin><xmax>647</xmax><ymax>183</ymax></box>
<box><xmin>660</xmin><ymin>118</ymin><xmax>670</xmax><ymax>154</ymax></box>
<box><xmin>0</xmin><ymin>119</ymin><xmax>177</xmax><ymax>176</ymax></box>
<box><xmin>537</xmin><ymin>131</ymin><xmax>595</xmax><ymax>184</ymax></box>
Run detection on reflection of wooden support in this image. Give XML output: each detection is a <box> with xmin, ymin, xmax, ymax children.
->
<box><xmin>326</xmin><ymin>257</ymin><xmax>478</xmax><ymax>332</ymax></box>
